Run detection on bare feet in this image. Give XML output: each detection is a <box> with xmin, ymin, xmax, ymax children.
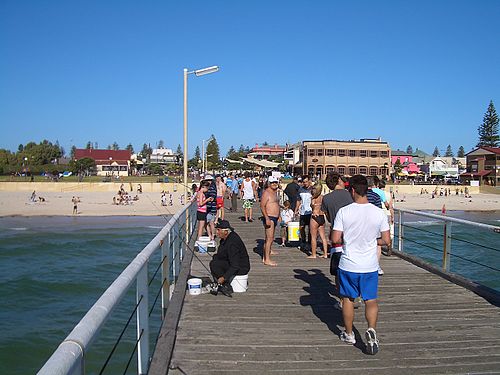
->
<box><xmin>264</xmin><ymin>261</ymin><xmax>277</xmax><ymax>266</ymax></box>
<box><xmin>307</xmin><ymin>255</ymin><xmax>317</xmax><ymax>259</ymax></box>
<box><xmin>270</xmin><ymin>251</ymin><xmax>278</xmax><ymax>255</ymax></box>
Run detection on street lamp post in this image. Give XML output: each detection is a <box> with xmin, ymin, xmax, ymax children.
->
<box><xmin>183</xmin><ymin>66</ymin><xmax>219</xmax><ymax>204</ymax></box>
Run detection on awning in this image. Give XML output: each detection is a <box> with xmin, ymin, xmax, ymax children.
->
<box><xmin>241</xmin><ymin>157</ymin><xmax>281</xmax><ymax>168</ymax></box>
<box><xmin>460</xmin><ymin>171</ymin><xmax>492</xmax><ymax>177</ymax></box>
<box><xmin>431</xmin><ymin>170</ymin><xmax>447</xmax><ymax>176</ymax></box>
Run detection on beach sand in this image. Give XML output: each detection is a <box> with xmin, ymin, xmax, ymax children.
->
<box><xmin>0</xmin><ymin>189</ymin><xmax>499</xmax><ymax>217</ymax></box>
<box><xmin>0</xmin><ymin>191</ymin><xmax>186</xmax><ymax>217</ymax></box>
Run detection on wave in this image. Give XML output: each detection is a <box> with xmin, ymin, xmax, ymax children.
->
<box><xmin>147</xmin><ymin>225</ymin><xmax>164</xmax><ymax>229</ymax></box>
<box><xmin>9</xmin><ymin>227</ymin><xmax>28</xmax><ymax>231</ymax></box>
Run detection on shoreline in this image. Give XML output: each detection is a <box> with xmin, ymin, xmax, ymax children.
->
<box><xmin>1</xmin><ymin>189</ymin><xmax>499</xmax><ymax>217</ymax></box>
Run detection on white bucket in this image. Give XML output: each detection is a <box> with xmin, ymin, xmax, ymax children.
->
<box><xmin>196</xmin><ymin>238</ymin><xmax>215</xmax><ymax>253</ymax></box>
<box><xmin>287</xmin><ymin>221</ymin><xmax>300</xmax><ymax>242</ymax></box>
<box><xmin>187</xmin><ymin>278</ymin><xmax>202</xmax><ymax>295</ymax></box>
<box><xmin>230</xmin><ymin>274</ymin><xmax>248</xmax><ymax>293</ymax></box>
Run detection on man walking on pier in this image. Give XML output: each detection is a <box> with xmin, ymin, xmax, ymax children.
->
<box><xmin>333</xmin><ymin>175</ymin><xmax>390</xmax><ymax>355</ymax></box>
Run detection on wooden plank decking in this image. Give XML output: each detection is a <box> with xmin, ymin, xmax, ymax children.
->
<box><xmin>167</xmin><ymin>211</ymin><xmax>500</xmax><ymax>374</ymax></box>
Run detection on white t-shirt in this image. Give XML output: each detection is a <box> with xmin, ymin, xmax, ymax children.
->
<box><xmin>333</xmin><ymin>202</ymin><xmax>390</xmax><ymax>273</ymax></box>
<box><xmin>297</xmin><ymin>187</ymin><xmax>312</xmax><ymax>215</ymax></box>
<box><xmin>242</xmin><ymin>179</ymin><xmax>255</xmax><ymax>200</ymax></box>
<box><xmin>280</xmin><ymin>208</ymin><xmax>294</xmax><ymax>224</ymax></box>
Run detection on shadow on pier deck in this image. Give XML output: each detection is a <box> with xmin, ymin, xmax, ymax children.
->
<box><xmin>153</xmin><ymin>210</ymin><xmax>500</xmax><ymax>375</ymax></box>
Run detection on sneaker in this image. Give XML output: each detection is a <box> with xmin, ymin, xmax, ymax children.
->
<box><xmin>378</xmin><ymin>267</ymin><xmax>384</xmax><ymax>276</ymax></box>
<box><xmin>340</xmin><ymin>331</ymin><xmax>356</xmax><ymax>345</ymax></box>
<box><xmin>218</xmin><ymin>283</ymin><xmax>233</xmax><ymax>298</ymax></box>
<box><xmin>365</xmin><ymin>328</ymin><xmax>379</xmax><ymax>355</ymax></box>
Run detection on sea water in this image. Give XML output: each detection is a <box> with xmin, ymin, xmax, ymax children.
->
<box><xmin>0</xmin><ymin>216</ymin><xmax>170</xmax><ymax>375</ymax></box>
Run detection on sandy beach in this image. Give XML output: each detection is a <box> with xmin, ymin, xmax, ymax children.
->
<box><xmin>0</xmin><ymin>188</ymin><xmax>499</xmax><ymax>217</ymax></box>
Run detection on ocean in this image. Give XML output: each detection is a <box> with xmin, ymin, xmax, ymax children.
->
<box><xmin>0</xmin><ymin>212</ymin><xmax>498</xmax><ymax>374</ymax></box>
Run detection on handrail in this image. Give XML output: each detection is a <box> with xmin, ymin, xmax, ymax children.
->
<box><xmin>38</xmin><ymin>201</ymin><xmax>197</xmax><ymax>375</ymax></box>
<box><xmin>393</xmin><ymin>207</ymin><xmax>500</xmax><ymax>303</ymax></box>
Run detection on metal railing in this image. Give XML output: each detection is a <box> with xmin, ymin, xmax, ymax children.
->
<box><xmin>38</xmin><ymin>202</ymin><xmax>198</xmax><ymax>375</ymax></box>
<box><xmin>394</xmin><ymin>208</ymin><xmax>500</xmax><ymax>298</ymax></box>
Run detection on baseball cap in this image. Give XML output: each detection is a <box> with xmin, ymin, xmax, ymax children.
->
<box><xmin>204</xmin><ymin>174</ymin><xmax>214</xmax><ymax>180</ymax></box>
<box><xmin>268</xmin><ymin>176</ymin><xmax>279</xmax><ymax>183</ymax></box>
<box><xmin>215</xmin><ymin>219</ymin><xmax>233</xmax><ymax>230</ymax></box>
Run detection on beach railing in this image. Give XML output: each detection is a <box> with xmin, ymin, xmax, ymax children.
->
<box><xmin>37</xmin><ymin>201</ymin><xmax>198</xmax><ymax>375</ymax></box>
<box><xmin>393</xmin><ymin>208</ymin><xmax>500</xmax><ymax>302</ymax></box>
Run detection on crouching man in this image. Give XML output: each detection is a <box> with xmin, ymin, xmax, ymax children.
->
<box><xmin>209</xmin><ymin>219</ymin><xmax>250</xmax><ymax>295</ymax></box>
<box><xmin>333</xmin><ymin>175</ymin><xmax>390</xmax><ymax>355</ymax></box>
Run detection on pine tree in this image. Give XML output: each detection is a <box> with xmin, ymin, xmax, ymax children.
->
<box><xmin>457</xmin><ymin>146</ymin><xmax>465</xmax><ymax>157</ymax></box>
<box><xmin>176</xmin><ymin>144</ymin><xmax>182</xmax><ymax>155</ymax></box>
<box><xmin>70</xmin><ymin>145</ymin><xmax>76</xmax><ymax>159</ymax></box>
<box><xmin>86</xmin><ymin>141</ymin><xmax>92</xmax><ymax>149</ymax></box>
<box><xmin>445</xmin><ymin>145</ymin><xmax>453</xmax><ymax>157</ymax></box>
<box><xmin>158</xmin><ymin>140</ymin><xmax>164</xmax><ymax>149</ymax></box>
<box><xmin>112</xmin><ymin>142</ymin><xmax>119</xmax><ymax>151</ymax></box>
<box><xmin>406</xmin><ymin>145</ymin><xmax>413</xmax><ymax>154</ymax></box>
<box><xmin>194</xmin><ymin>146</ymin><xmax>201</xmax><ymax>160</ymax></box>
<box><xmin>432</xmin><ymin>146</ymin><xmax>440</xmax><ymax>157</ymax></box>
<box><xmin>394</xmin><ymin>158</ymin><xmax>403</xmax><ymax>174</ymax></box>
<box><xmin>227</xmin><ymin>146</ymin><xmax>236</xmax><ymax>158</ymax></box>
<box><xmin>477</xmin><ymin>100</ymin><xmax>499</xmax><ymax>147</ymax></box>
<box><xmin>126</xmin><ymin>143</ymin><xmax>134</xmax><ymax>154</ymax></box>
<box><xmin>205</xmin><ymin>135</ymin><xmax>221</xmax><ymax>170</ymax></box>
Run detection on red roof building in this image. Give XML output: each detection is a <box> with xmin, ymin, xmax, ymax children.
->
<box><xmin>462</xmin><ymin>146</ymin><xmax>500</xmax><ymax>186</ymax></box>
<box><xmin>74</xmin><ymin>149</ymin><xmax>132</xmax><ymax>176</ymax></box>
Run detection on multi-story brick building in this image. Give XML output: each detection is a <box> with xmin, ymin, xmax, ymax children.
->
<box><xmin>463</xmin><ymin>146</ymin><xmax>500</xmax><ymax>186</ymax></box>
<box><xmin>302</xmin><ymin>138</ymin><xmax>391</xmax><ymax>178</ymax></box>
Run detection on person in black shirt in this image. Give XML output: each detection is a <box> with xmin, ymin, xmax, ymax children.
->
<box><xmin>283</xmin><ymin>176</ymin><xmax>301</xmax><ymax>212</ymax></box>
<box><xmin>209</xmin><ymin>220</ymin><xmax>250</xmax><ymax>288</ymax></box>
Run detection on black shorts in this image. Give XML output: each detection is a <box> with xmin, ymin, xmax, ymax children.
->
<box><xmin>330</xmin><ymin>252</ymin><xmax>342</xmax><ymax>275</ymax></box>
<box><xmin>300</xmin><ymin>214</ymin><xmax>311</xmax><ymax>226</ymax></box>
<box><xmin>197</xmin><ymin>211</ymin><xmax>207</xmax><ymax>221</ymax></box>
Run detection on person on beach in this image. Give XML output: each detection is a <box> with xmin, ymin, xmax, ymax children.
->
<box><xmin>309</xmin><ymin>183</ymin><xmax>328</xmax><ymax>259</ymax></box>
<box><xmin>333</xmin><ymin>175</ymin><xmax>390</xmax><ymax>355</ymax></box>
<box><xmin>279</xmin><ymin>200</ymin><xmax>294</xmax><ymax>247</ymax></box>
<box><xmin>196</xmin><ymin>181</ymin><xmax>213</xmax><ymax>240</ymax></box>
<box><xmin>241</xmin><ymin>172</ymin><xmax>257</xmax><ymax>222</ymax></box>
<box><xmin>295</xmin><ymin>175</ymin><xmax>313</xmax><ymax>250</ymax></box>
<box><xmin>30</xmin><ymin>190</ymin><xmax>37</xmax><ymax>202</ymax></box>
<box><xmin>72</xmin><ymin>196</ymin><xmax>80</xmax><ymax>215</ymax></box>
<box><xmin>137</xmin><ymin>184</ymin><xmax>142</xmax><ymax>194</ymax></box>
<box><xmin>260</xmin><ymin>176</ymin><xmax>280</xmax><ymax>266</ymax></box>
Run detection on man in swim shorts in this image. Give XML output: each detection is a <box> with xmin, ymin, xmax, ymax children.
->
<box><xmin>260</xmin><ymin>176</ymin><xmax>280</xmax><ymax>266</ymax></box>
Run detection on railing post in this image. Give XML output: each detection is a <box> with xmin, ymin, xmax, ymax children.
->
<box><xmin>136</xmin><ymin>264</ymin><xmax>149</xmax><ymax>375</ymax></box>
<box><xmin>442</xmin><ymin>221</ymin><xmax>452</xmax><ymax>271</ymax></box>
<box><xmin>161</xmin><ymin>231</ymin><xmax>171</xmax><ymax>318</ymax></box>
<box><xmin>398</xmin><ymin>210</ymin><xmax>403</xmax><ymax>252</ymax></box>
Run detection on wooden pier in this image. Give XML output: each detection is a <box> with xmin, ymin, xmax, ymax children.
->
<box><xmin>154</xmin><ymin>210</ymin><xmax>500</xmax><ymax>375</ymax></box>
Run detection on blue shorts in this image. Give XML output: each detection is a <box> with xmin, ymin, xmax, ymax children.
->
<box><xmin>338</xmin><ymin>269</ymin><xmax>378</xmax><ymax>301</ymax></box>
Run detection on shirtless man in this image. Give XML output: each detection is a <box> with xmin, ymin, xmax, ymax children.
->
<box><xmin>216</xmin><ymin>175</ymin><xmax>227</xmax><ymax>220</ymax></box>
<box><xmin>260</xmin><ymin>176</ymin><xmax>280</xmax><ymax>266</ymax></box>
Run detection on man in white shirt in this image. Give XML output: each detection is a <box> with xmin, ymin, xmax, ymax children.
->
<box><xmin>333</xmin><ymin>175</ymin><xmax>390</xmax><ymax>355</ymax></box>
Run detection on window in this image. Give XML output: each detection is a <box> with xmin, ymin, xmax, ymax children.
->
<box><xmin>380</xmin><ymin>151</ymin><xmax>388</xmax><ymax>158</ymax></box>
<box><xmin>370</xmin><ymin>150</ymin><xmax>378</xmax><ymax>158</ymax></box>
<box><xmin>317</xmin><ymin>149</ymin><xmax>324</xmax><ymax>157</ymax></box>
<box><xmin>308</xmin><ymin>166</ymin><xmax>315</xmax><ymax>175</ymax></box>
<box><xmin>316</xmin><ymin>166</ymin><xmax>323</xmax><ymax>175</ymax></box>
<box><xmin>326</xmin><ymin>149</ymin><xmax>335</xmax><ymax>156</ymax></box>
<box><xmin>369</xmin><ymin>167</ymin><xmax>378</xmax><ymax>175</ymax></box>
<box><xmin>337</xmin><ymin>166</ymin><xmax>346</xmax><ymax>175</ymax></box>
<box><xmin>326</xmin><ymin>166</ymin><xmax>335</xmax><ymax>173</ymax></box>
<box><xmin>359</xmin><ymin>166</ymin><xmax>367</xmax><ymax>175</ymax></box>
<box><xmin>379</xmin><ymin>167</ymin><xmax>387</xmax><ymax>175</ymax></box>
<box><xmin>338</xmin><ymin>149</ymin><xmax>346</xmax><ymax>157</ymax></box>
<box><xmin>349</xmin><ymin>150</ymin><xmax>357</xmax><ymax>157</ymax></box>
<box><xmin>360</xmin><ymin>150</ymin><xmax>367</xmax><ymax>157</ymax></box>
<box><xmin>348</xmin><ymin>166</ymin><xmax>357</xmax><ymax>175</ymax></box>
<box><xmin>308</xmin><ymin>149</ymin><xmax>315</xmax><ymax>157</ymax></box>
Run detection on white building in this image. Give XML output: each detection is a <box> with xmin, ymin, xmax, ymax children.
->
<box><xmin>150</xmin><ymin>148</ymin><xmax>178</xmax><ymax>164</ymax></box>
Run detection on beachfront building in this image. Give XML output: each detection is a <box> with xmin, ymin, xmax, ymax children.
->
<box><xmin>284</xmin><ymin>143</ymin><xmax>302</xmax><ymax>175</ymax></box>
<box><xmin>423</xmin><ymin>157</ymin><xmax>462</xmax><ymax>181</ymax></box>
<box><xmin>391</xmin><ymin>150</ymin><xmax>422</xmax><ymax>178</ymax></box>
<box><xmin>462</xmin><ymin>146</ymin><xmax>500</xmax><ymax>186</ymax></box>
<box><xmin>150</xmin><ymin>148</ymin><xmax>179</xmax><ymax>165</ymax></box>
<box><xmin>74</xmin><ymin>149</ymin><xmax>131</xmax><ymax>176</ymax></box>
<box><xmin>247</xmin><ymin>144</ymin><xmax>287</xmax><ymax>160</ymax></box>
<box><xmin>302</xmin><ymin>138</ymin><xmax>391</xmax><ymax>178</ymax></box>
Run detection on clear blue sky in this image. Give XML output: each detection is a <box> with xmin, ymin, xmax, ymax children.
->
<box><xmin>1</xmin><ymin>0</ymin><xmax>499</xmax><ymax>157</ymax></box>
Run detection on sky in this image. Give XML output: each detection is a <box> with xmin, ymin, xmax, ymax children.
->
<box><xmin>1</xmin><ymin>0</ymin><xmax>499</xmax><ymax>158</ymax></box>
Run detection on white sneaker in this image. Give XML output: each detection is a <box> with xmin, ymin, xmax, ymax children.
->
<box><xmin>378</xmin><ymin>267</ymin><xmax>384</xmax><ymax>275</ymax></box>
<box><xmin>340</xmin><ymin>331</ymin><xmax>356</xmax><ymax>344</ymax></box>
<box><xmin>365</xmin><ymin>328</ymin><xmax>379</xmax><ymax>355</ymax></box>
